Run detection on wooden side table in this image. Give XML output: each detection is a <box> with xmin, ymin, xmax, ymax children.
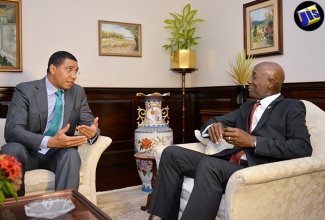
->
<box><xmin>134</xmin><ymin>152</ymin><xmax>157</xmax><ymax>220</ymax></box>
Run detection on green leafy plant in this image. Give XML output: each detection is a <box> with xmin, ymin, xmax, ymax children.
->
<box><xmin>227</xmin><ymin>50</ymin><xmax>255</xmax><ymax>87</ymax></box>
<box><xmin>162</xmin><ymin>4</ymin><xmax>204</xmax><ymax>52</ymax></box>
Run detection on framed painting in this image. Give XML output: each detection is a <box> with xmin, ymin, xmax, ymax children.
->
<box><xmin>98</xmin><ymin>20</ymin><xmax>142</xmax><ymax>57</ymax></box>
<box><xmin>0</xmin><ymin>0</ymin><xmax>22</xmax><ymax>71</ymax></box>
<box><xmin>243</xmin><ymin>0</ymin><xmax>283</xmax><ymax>57</ymax></box>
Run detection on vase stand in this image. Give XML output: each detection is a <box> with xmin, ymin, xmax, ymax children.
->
<box><xmin>134</xmin><ymin>152</ymin><xmax>157</xmax><ymax>220</ymax></box>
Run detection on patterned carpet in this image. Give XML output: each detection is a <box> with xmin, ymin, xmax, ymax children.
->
<box><xmin>97</xmin><ymin>185</ymin><xmax>161</xmax><ymax>220</ymax></box>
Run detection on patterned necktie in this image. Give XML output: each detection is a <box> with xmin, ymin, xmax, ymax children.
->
<box><xmin>229</xmin><ymin>101</ymin><xmax>261</xmax><ymax>164</ymax></box>
<box><xmin>44</xmin><ymin>90</ymin><xmax>63</xmax><ymax>136</ymax></box>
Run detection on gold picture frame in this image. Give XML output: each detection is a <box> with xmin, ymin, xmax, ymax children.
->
<box><xmin>98</xmin><ymin>20</ymin><xmax>142</xmax><ymax>57</ymax></box>
<box><xmin>0</xmin><ymin>0</ymin><xmax>22</xmax><ymax>71</ymax></box>
<box><xmin>243</xmin><ymin>0</ymin><xmax>283</xmax><ymax>57</ymax></box>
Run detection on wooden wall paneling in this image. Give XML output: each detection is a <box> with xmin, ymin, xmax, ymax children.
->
<box><xmin>187</xmin><ymin>93</ymin><xmax>200</xmax><ymax>143</ymax></box>
<box><xmin>0</xmin><ymin>82</ymin><xmax>324</xmax><ymax>185</ymax></box>
<box><xmin>192</xmin><ymin>86</ymin><xmax>238</xmax><ymax>128</ymax></box>
<box><xmin>0</xmin><ymin>87</ymin><xmax>14</xmax><ymax>118</ymax></box>
<box><xmin>87</xmin><ymin>99</ymin><xmax>135</xmax><ymax>167</ymax></box>
<box><xmin>281</xmin><ymin>82</ymin><xmax>325</xmax><ymax>110</ymax></box>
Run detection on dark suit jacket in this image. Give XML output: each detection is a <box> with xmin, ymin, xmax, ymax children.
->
<box><xmin>201</xmin><ymin>95</ymin><xmax>312</xmax><ymax>166</ymax></box>
<box><xmin>4</xmin><ymin>77</ymin><xmax>98</xmax><ymax>155</ymax></box>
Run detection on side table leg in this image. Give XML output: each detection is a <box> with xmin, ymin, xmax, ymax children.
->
<box><xmin>141</xmin><ymin>194</ymin><xmax>152</xmax><ymax>211</ymax></box>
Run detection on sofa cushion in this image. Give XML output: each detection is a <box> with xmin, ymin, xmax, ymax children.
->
<box><xmin>25</xmin><ymin>169</ymin><xmax>55</xmax><ymax>193</ymax></box>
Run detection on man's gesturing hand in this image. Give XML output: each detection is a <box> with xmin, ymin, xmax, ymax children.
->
<box><xmin>223</xmin><ymin>127</ymin><xmax>256</xmax><ymax>147</ymax></box>
<box><xmin>208</xmin><ymin>123</ymin><xmax>224</xmax><ymax>144</ymax></box>
<box><xmin>48</xmin><ymin>124</ymin><xmax>88</xmax><ymax>148</ymax></box>
<box><xmin>76</xmin><ymin>117</ymin><xmax>99</xmax><ymax>139</ymax></box>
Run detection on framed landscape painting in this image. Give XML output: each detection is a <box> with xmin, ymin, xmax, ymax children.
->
<box><xmin>243</xmin><ymin>0</ymin><xmax>283</xmax><ymax>57</ymax></box>
<box><xmin>98</xmin><ymin>20</ymin><xmax>142</xmax><ymax>57</ymax></box>
<box><xmin>0</xmin><ymin>0</ymin><xmax>22</xmax><ymax>71</ymax></box>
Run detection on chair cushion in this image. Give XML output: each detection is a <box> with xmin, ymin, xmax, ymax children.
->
<box><xmin>181</xmin><ymin>177</ymin><xmax>225</xmax><ymax>219</ymax></box>
<box><xmin>25</xmin><ymin>169</ymin><xmax>55</xmax><ymax>193</ymax></box>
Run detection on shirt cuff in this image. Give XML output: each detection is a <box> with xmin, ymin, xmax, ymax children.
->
<box><xmin>39</xmin><ymin>136</ymin><xmax>51</xmax><ymax>155</ymax></box>
<box><xmin>201</xmin><ymin>124</ymin><xmax>212</xmax><ymax>137</ymax></box>
<box><xmin>88</xmin><ymin>133</ymin><xmax>98</xmax><ymax>144</ymax></box>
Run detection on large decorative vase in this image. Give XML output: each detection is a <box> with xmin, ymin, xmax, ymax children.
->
<box><xmin>134</xmin><ymin>92</ymin><xmax>173</xmax><ymax>193</ymax></box>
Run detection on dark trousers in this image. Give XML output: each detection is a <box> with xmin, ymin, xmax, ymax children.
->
<box><xmin>148</xmin><ymin>145</ymin><xmax>247</xmax><ymax>220</ymax></box>
<box><xmin>0</xmin><ymin>142</ymin><xmax>81</xmax><ymax>196</ymax></box>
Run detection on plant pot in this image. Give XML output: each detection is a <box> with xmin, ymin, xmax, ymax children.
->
<box><xmin>171</xmin><ymin>50</ymin><xmax>196</xmax><ymax>68</ymax></box>
<box><xmin>236</xmin><ymin>85</ymin><xmax>247</xmax><ymax>107</ymax></box>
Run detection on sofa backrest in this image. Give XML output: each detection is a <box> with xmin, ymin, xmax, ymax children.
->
<box><xmin>302</xmin><ymin>100</ymin><xmax>325</xmax><ymax>156</ymax></box>
<box><xmin>0</xmin><ymin>118</ymin><xmax>6</xmax><ymax>147</ymax></box>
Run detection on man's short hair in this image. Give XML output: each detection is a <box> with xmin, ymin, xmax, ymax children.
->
<box><xmin>47</xmin><ymin>51</ymin><xmax>78</xmax><ymax>74</ymax></box>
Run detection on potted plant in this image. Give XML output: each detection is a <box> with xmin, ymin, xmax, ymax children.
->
<box><xmin>163</xmin><ymin>3</ymin><xmax>204</xmax><ymax>68</ymax></box>
<box><xmin>226</xmin><ymin>50</ymin><xmax>255</xmax><ymax>105</ymax></box>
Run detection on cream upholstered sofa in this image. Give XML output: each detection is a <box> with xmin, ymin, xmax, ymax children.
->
<box><xmin>154</xmin><ymin>100</ymin><xmax>325</xmax><ymax>220</ymax></box>
<box><xmin>0</xmin><ymin>118</ymin><xmax>112</xmax><ymax>205</ymax></box>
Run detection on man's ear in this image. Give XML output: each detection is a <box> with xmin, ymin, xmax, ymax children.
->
<box><xmin>49</xmin><ymin>64</ymin><xmax>56</xmax><ymax>75</ymax></box>
<box><xmin>268</xmin><ymin>79</ymin><xmax>274</xmax><ymax>88</ymax></box>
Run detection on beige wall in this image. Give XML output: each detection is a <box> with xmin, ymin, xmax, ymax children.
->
<box><xmin>0</xmin><ymin>0</ymin><xmax>324</xmax><ymax>88</ymax></box>
<box><xmin>0</xmin><ymin>0</ymin><xmax>188</xmax><ymax>88</ymax></box>
<box><xmin>191</xmin><ymin>0</ymin><xmax>325</xmax><ymax>87</ymax></box>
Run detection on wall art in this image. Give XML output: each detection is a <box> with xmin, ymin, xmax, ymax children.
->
<box><xmin>243</xmin><ymin>0</ymin><xmax>283</xmax><ymax>57</ymax></box>
<box><xmin>98</xmin><ymin>20</ymin><xmax>142</xmax><ymax>57</ymax></box>
<box><xmin>0</xmin><ymin>0</ymin><xmax>22</xmax><ymax>71</ymax></box>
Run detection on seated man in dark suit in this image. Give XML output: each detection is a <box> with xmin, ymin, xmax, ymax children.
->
<box><xmin>148</xmin><ymin>61</ymin><xmax>312</xmax><ymax>220</ymax></box>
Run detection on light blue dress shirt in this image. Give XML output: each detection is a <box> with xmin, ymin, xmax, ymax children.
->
<box><xmin>39</xmin><ymin>77</ymin><xmax>65</xmax><ymax>154</ymax></box>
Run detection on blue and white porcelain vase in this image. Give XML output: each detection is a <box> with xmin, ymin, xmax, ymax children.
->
<box><xmin>134</xmin><ymin>92</ymin><xmax>173</xmax><ymax>193</ymax></box>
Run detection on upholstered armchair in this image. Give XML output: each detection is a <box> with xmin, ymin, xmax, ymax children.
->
<box><xmin>154</xmin><ymin>100</ymin><xmax>325</xmax><ymax>220</ymax></box>
<box><xmin>0</xmin><ymin>118</ymin><xmax>112</xmax><ymax>205</ymax></box>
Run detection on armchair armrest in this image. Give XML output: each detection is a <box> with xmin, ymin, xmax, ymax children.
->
<box><xmin>154</xmin><ymin>142</ymin><xmax>206</xmax><ymax>169</ymax></box>
<box><xmin>225</xmin><ymin>153</ymin><xmax>325</xmax><ymax>220</ymax></box>
<box><xmin>77</xmin><ymin>135</ymin><xmax>112</xmax><ymax>205</ymax></box>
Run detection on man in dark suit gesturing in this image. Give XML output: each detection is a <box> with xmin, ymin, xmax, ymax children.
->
<box><xmin>148</xmin><ymin>62</ymin><xmax>312</xmax><ymax>220</ymax></box>
<box><xmin>0</xmin><ymin>51</ymin><xmax>99</xmax><ymax>196</ymax></box>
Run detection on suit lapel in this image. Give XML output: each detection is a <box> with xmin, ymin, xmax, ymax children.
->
<box><xmin>252</xmin><ymin>95</ymin><xmax>284</xmax><ymax>132</ymax></box>
<box><xmin>63</xmin><ymin>89</ymin><xmax>73</xmax><ymax>126</ymax></box>
<box><xmin>35</xmin><ymin>78</ymin><xmax>48</xmax><ymax>133</ymax></box>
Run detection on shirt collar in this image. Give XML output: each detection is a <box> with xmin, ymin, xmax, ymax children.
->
<box><xmin>45</xmin><ymin>76</ymin><xmax>64</xmax><ymax>95</ymax></box>
<box><xmin>259</xmin><ymin>93</ymin><xmax>281</xmax><ymax>108</ymax></box>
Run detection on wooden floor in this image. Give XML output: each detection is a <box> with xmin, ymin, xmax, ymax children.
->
<box><xmin>96</xmin><ymin>160</ymin><xmax>142</xmax><ymax>192</ymax></box>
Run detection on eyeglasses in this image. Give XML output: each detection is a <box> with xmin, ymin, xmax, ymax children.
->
<box><xmin>57</xmin><ymin>66</ymin><xmax>81</xmax><ymax>76</ymax></box>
